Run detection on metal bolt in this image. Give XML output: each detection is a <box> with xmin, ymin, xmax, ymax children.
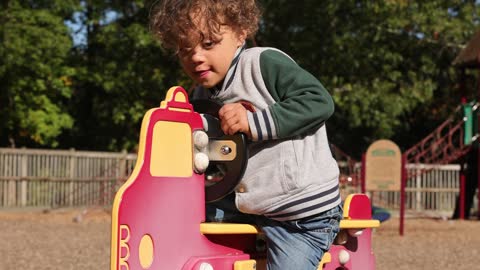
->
<box><xmin>220</xmin><ymin>145</ymin><xmax>231</xmax><ymax>155</ymax></box>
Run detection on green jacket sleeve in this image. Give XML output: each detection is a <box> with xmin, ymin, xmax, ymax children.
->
<box><xmin>247</xmin><ymin>49</ymin><xmax>334</xmax><ymax>141</ymax></box>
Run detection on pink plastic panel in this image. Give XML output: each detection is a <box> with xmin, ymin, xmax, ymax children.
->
<box><xmin>111</xmin><ymin>87</ymin><xmax>246</xmax><ymax>270</ymax></box>
<box><xmin>346</xmin><ymin>194</ymin><xmax>372</xmax><ymax>219</ymax></box>
<box><xmin>323</xmin><ymin>229</ymin><xmax>375</xmax><ymax>270</ymax></box>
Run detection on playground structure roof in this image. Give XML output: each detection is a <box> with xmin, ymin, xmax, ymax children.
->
<box><xmin>453</xmin><ymin>29</ymin><xmax>480</xmax><ymax>69</ymax></box>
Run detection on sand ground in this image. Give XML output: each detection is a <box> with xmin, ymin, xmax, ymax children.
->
<box><xmin>0</xmin><ymin>208</ymin><xmax>479</xmax><ymax>270</ymax></box>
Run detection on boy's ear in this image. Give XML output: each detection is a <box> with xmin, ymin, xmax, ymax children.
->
<box><xmin>237</xmin><ymin>29</ymin><xmax>248</xmax><ymax>46</ymax></box>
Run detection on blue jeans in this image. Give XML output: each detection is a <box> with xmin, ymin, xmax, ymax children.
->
<box><xmin>206</xmin><ymin>193</ymin><xmax>342</xmax><ymax>270</ymax></box>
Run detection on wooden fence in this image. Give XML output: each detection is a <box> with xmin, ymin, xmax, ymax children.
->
<box><xmin>372</xmin><ymin>164</ymin><xmax>462</xmax><ymax>216</ymax></box>
<box><xmin>341</xmin><ymin>163</ymin><xmax>478</xmax><ymax>217</ymax></box>
<box><xmin>0</xmin><ymin>148</ymin><xmax>136</xmax><ymax>208</ymax></box>
<box><xmin>0</xmin><ymin>148</ymin><xmax>477</xmax><ymax>217</ymax></box>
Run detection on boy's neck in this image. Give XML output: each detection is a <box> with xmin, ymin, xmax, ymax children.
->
<box><xmin>209</xmin><ymin>44</ymin><xmax>246</xmax><ymax>93</ymax></box>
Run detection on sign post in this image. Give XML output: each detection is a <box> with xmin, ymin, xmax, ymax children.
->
<box><xmin>364</xmin><ymin>139</ymin><xmax>403</xmax><ymax>235</ymax></box>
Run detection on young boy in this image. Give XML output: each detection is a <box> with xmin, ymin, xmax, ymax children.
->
<box><xmin>150</xmin><ymin>1</ymin><xmax>342</xmax><ymax>269</ymax></box>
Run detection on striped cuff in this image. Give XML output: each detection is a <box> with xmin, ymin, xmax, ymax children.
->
<box><xmin>247</xmin><ymin>109</ymin><xmax>278</xmax><ymax>141</ymax></box>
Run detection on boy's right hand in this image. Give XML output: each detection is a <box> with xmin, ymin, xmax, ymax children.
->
<box><xmin>218</xmin><ymin>103</ymin><xmax>252</xmax><ymax>138</ymax></box>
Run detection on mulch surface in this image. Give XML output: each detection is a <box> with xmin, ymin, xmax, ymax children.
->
<box><xmin>1</xmin><ymin>209</ymin><xmax>479</xmax><ymax>270</ymax></box>
<box><xmin>0</xmin><ymin>208</ymin><xmax>110</xmax><ymax>270</ymax></box>
<box><xmin>373</xmin><ymin>216</ymin><xmax>480</xmax><ymax>270</ymax></box>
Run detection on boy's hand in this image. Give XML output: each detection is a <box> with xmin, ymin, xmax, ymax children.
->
<box><xmin>218</xmin><ymin>103</ymin><xmax>252</xmax><ymax>138</ymax></box>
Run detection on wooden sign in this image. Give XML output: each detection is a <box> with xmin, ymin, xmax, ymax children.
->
<box><xmin>365</xmin><ymin>139</ymin><xmax>402</xmax><ymax>191</ymax></box>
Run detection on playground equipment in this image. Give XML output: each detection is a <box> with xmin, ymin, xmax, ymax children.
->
<box><xmin>110</xmin><ymin>86</ymin><xmax>380</xmax><ymax>270</ymax></box>
<box><xmin>403</xmin><ymin>102</ymin><xmax>476</xmax><ymax>168</ymax></box>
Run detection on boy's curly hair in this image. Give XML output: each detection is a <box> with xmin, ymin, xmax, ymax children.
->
<box><xmin>150</xmin><ymin>0</ymin><xmax>261</xmax><ymax>52</ymax></box>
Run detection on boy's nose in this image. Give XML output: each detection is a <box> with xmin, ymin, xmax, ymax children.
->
<box><xmin>190</xmin><ymin>46</ymin><xmax>205</xmax><ymax>63</ymax></box>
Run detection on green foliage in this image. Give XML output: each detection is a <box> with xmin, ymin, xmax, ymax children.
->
<box><xmin>257</xmin><ymin>0</ymin><xmax>479</xmax><ymax>156</ymax></box>
<box><xmin>1</xmin><ymin>1</ymin><xmax>479</xmax><ymax>157</ymax></box>
<box><xmin>65</xmin><ymin>0</ymin><xmax>188</xmax><ymax>151</ymax></box>
<box><xmin>0</xmin><ymin>1</ymin><xmax>77</xmax><ymax>147</ymax></box>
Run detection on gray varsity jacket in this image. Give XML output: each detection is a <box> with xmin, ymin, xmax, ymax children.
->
<box><xmin>193</xmin><ymin>46</ymin><xmax>341</xmax><ymax>221</ymax></box>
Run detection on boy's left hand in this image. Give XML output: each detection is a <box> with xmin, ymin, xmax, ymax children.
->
<box><xmin>218</xmin><ymin>103</ymin><xmax>252</xmax><ymax>138</ymax></box>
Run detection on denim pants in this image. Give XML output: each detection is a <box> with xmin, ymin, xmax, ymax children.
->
<box><xmin>206</xmin><ymin>193</ymin><xmax>343</xmax><ymax>270</ymax></box>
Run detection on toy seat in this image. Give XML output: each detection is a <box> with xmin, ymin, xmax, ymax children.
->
<box><xmin>111</xmin><ymin>87</ymin><xmax>379</xmax><ymax>270</ymax></box>
<box><xmin>200</xmin><ymin>193</ymin><xmax>380</xmax><ymax>270</ymax></box>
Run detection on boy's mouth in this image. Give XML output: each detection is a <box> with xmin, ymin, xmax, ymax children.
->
<box><xmin>196</xmin><ymin>70</ymin><xmax>210</xmax><ymax>78</ymax></box>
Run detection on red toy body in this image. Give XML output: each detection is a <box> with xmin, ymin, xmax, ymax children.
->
<box><xmin>111</xmin><ymin>86</ymin><xmax>379</xmax><ymax>270</ymax></box>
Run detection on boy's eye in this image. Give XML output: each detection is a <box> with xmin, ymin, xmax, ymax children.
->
<box><xmin>202</xmin><ymin>40</ymin><xmax>217</xmax><ymax>49</ymax></box>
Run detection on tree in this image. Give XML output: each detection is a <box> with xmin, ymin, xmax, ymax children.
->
<box><xmin>2</xmin><ymin>1</ymin><xmax>479</xmax><ymax>156</ymax></box>
<box><xmin>257</xmin><ymin>0</ymin><xmax>479</xmax><ymax>156</ymax></box>
<box><xmin>64</xmin><ymin>0</ymin><xmax>190</xmax><ymax>151</ymax></box>
<box><xmin>0</xmin><ymin>1</ymin><xmax>79</xmax><ymax>147</ymax></box>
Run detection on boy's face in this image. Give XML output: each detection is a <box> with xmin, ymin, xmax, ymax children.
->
<box><xmin>178</xmin><ymin>25</ymin><xmax>246</xmax><ymax>89</ymax></box>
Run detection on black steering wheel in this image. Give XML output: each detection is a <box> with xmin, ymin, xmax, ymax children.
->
<box><xmin>191</xmin><ymin>99</ymin><xmax>249</xmax><ymax>202</ymax></box>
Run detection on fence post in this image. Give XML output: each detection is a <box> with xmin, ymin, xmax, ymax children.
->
<box><xmin>400</xmin><ymin>155</ymin><xmax>407</xmax><ymax>236</ymax></box>
<box><xmin>415</xmin><ymin>164</ymin><xmax>421</xmax><ymax>211</ymax></box>
<box><xmin>460</xmin><ymin>164</ymin><xmax>465</xmax><ymax>220</ymax></box>
<box><xmin>7</xmin><ymin>150</ymin><xmax>19</xmax><ymax>206</ymax></box>
<box><xmin>69</xmin><ymin>148</ymin><xmax>76</xmax><ymax>206</ymax></box>
<box><xmin>20</xmin><ymin>148</ymin><xmax>27</xmax><ymax>206</ymax></box>
<box><xmin>119</xmin><ymin>150</ymin><xmax>128</xmax><ymax>194</ymax></box>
